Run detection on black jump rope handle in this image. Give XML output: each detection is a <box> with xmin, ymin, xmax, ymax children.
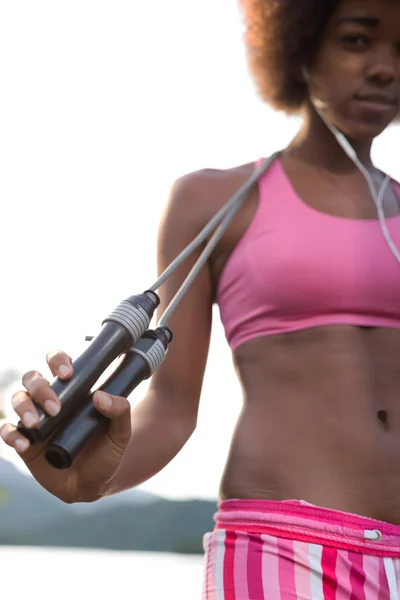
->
<box><xmin>44</xmin><ymin>327</ymin><xmax>172</xmax><ymax>470</ymax></box>
<box><xmin>16</xmin><ymin>291</ymin><xmax>160</xmax><ymax>445</ymax></box>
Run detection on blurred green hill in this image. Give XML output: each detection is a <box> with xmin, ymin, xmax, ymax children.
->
<box><xmin>0</xmin><ymin>458</ymin><xmax>216</xmax><ymax>554</ymax></box>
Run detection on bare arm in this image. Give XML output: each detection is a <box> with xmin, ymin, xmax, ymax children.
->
<box><xmin>0</xmin><ymin>165</ymin><xmax>242</xmax><ymax>504</ymax></box>
<box><xmin>104</xmin><ymin>173</ymin><xmax>214</xmax><ymax>495</ymax></box>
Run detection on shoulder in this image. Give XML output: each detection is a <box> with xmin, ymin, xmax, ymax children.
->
<box><xmin>377</xmin><ymin>167</ymin><xmax>400</xmax><ymax>187</ymax></box>
<box><xmin>379</xmin><ymin>171</ymin><xmax>400</xmax><ymax>199</ymax></box>
<box><xmin>170</xmin><ymin>161</ymin><xmax>257</xmax><ymax>202</ymax></box>
<box><xmin>161</xmin><ymin>161</ymin><xmax>258</xmax><ymax>233</ymax></box>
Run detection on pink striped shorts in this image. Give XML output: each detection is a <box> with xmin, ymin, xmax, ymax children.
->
<box><xmin>202</xmin><ymin>499</ymin><xmax>400</xmax><ymax>600</ymax></box>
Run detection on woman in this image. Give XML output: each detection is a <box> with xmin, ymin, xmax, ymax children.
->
<box><xmin>2</xmin><ymin>0</ymin><xmax>400</xmax><ymax>597</ymax></box>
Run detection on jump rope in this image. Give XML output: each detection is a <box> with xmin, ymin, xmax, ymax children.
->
<box><xmin>16</xmin><ymin>76</ymin><xmax>399</xmax><ymax>470</ymax></box>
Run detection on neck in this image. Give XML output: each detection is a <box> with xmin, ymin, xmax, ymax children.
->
<box><xmin>286</xmin><ymin>103</ymin><xmax>374</xmax><ymax>172</ymax></box>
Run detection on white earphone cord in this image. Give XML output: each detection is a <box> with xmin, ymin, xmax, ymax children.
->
<box><xmin>316</xmin><ymin>107</ymin><xmax>399</xmax><ymax>263</ymax></box>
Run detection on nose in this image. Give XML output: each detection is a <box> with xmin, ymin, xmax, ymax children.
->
<box><xmin>366</xmin><ymin>46</ymin><xmax>398</xmax><ymax>85</ymax></box>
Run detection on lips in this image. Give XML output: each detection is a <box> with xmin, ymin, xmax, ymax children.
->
<box><xmin>355</xmin><ymin>92</ymin><xmax>397</xmax><ymax>107</ymax></box>
<box><xmin>353</xmin><ymin>92</ymin><xmax>398</xmax><ymax>116</ymax></box>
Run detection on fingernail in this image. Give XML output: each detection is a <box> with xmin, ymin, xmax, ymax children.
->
<box><xmin>44</xmin><ymin>399</ymin><xmax>61</xmax><ymax>417</ymax></box>
<box><xmin>58</xmin><ymin>364</ymin><xmax>71</xmax><ymax>378</ymax></box>
<box><xmin>23</xmin><ymin>411</ymin><xmax>38</xmax><ymax>428</ymax></box>
<box><xmin>97</xmin><ymin>392</ymin><xmax>112</xmax><ymax>409</ymax></box>
<box><xmin>15</xmin><ymin>438</ymin><xmax>30</xmax><ymax>453</ymax></box>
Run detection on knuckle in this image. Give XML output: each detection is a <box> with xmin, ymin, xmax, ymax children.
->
<box><xmin>22</xmin><ymin>374</ymin><xmax>48</xmax><ymax>399</ymax></box>
<box><xmin>22</xmin><ymin>370</ymin><xmax>41</xmax><ymax>387</ymax></box>
<box><xmin>110</xmin><ymin>394</ymin><xmax>126</xmax><ymax>406</ymax></box>
<box><xmin>11</xmin><ymin>391</ymin><xmax>30</xmax><ymax>411</ymax></box>
<box><xmin>118</xmin><ymin>398</ymin><xmax>131</xmax><ymax>416</ymax></box>
<box><xmin>46</xmin><ymin>349</ymin><xmax>67</xmax><ymax>365</ymax></box>
<box><xmin>0</xmin><ymin>423</ymin><xmax>14</xmax><ymax>442</ymax></box>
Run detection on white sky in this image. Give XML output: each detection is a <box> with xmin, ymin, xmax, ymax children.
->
<box><xmin>0</xmin><ymin>1</ymin><xmax>399</xmax><ymax>500</ymax></box>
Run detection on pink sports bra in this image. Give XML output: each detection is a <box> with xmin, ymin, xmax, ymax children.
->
<box><xmin>217</xmin><ymin>156</ymin><xmax>400</xmax><ymax>352</ymax></box>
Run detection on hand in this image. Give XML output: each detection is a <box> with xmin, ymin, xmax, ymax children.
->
<box><xmin>0</xmin><ymin>350</ymin><xmax>132</xmax><ymax>503</ymax></box>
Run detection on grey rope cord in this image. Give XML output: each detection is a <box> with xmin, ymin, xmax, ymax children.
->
<box><xmin>149</xmin><ymin>153</ymin><xmax>280</xmax><ymax>294</ymax></box>
<box><xmin>157</xmin><ymin>153</ymin><xmax>279</xmax><ymax>327</ymax></box>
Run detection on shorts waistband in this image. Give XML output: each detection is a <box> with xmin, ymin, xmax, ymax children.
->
<box><xmin>214</xmin><ymin>499</ymin><xmax>400</xmax><ymax>557</ymax></box>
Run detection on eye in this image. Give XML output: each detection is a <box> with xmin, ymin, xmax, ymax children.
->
<box><xmin>341</xmin><ymin>34</ymin><xmax>370</xmax><ymax>47</ymax></box>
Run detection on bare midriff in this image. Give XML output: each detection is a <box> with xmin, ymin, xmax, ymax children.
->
<box><xmin>219</xmin><ymin>325</ymin><xmax>400</xmax><ymax>524</ymax></box>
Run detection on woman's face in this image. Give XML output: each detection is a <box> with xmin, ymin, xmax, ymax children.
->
<box><xmin>308</xmin><ymin>0</ymin><xmax>400</xmax><ymax>141</ymax></box>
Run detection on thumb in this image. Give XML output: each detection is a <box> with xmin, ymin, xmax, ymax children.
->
<box><xmin>93</xmin><ymin>391</ymin><xmax>132</xmax><ymax>450</ymax></box>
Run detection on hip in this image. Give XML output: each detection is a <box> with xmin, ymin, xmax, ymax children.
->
<box><xmin>202</xmin><ymin>499</ymin><xmax>400</xmax><ymax>600</ymax></box>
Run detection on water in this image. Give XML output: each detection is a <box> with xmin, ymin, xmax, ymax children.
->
<box><xmin>0</xmin><ymin>546</ymin><xmax>205</xmax><ymax>599</ymax></box>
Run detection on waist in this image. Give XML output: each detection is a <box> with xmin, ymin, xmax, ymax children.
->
<box><xmin>214</xmin><ymin>499</ymin><xmax>400</xmax><ymax>557</ymax></box>
<box><xmin>219</xmin><ymin>389</ymin><xmax>400</xmax><ymax>522</ymax></box>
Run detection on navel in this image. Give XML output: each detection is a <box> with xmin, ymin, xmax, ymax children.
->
<box><xmin>377</xmin><ymin>410</ymin><xmax>388</xmax><ymax>427</ymax></box>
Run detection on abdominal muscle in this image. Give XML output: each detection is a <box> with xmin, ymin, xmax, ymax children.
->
<box><xmin>218</xmin><ymin>324</ymin><xmax>400</xmax><ymax>524</ymax></box>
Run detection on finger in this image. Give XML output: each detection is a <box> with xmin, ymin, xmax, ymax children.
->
<box><xmin>11</xmin><ymin>390</ymin><xmax>41</xmax><ymax>427</ymax></box>
<box><xmin>19</xmin><ymin>370</ymin><xmax>61</xmax><ymax>420</ymax></box>
<box><xmin>0</xmin><ymin>423</ymin><xmax>31</xmax><ymax>454</ymax></box>
<box><xmin>92</xmin><ymin>391</ymin><xmax>132</xmax><ymax>450</ymax></box>
<box><xmin>46</xmin><ymin>349</ymin><xmax>73</xmax><ymax>379</ymax></box>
